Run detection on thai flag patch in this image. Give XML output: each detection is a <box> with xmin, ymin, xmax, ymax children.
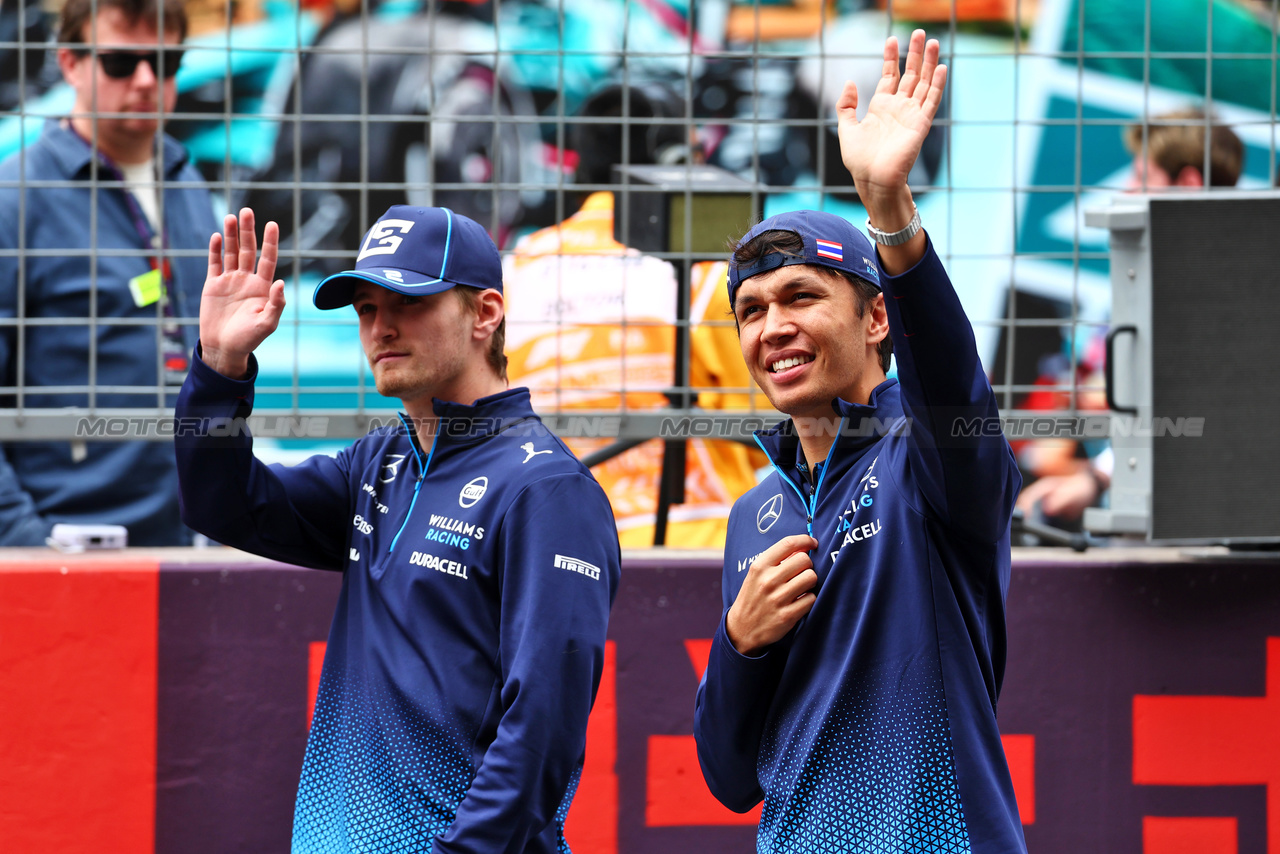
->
<box><xmin>815</xmin><ymin>239</ymin><xmax>843</xmax><ymax>261</ymax></box>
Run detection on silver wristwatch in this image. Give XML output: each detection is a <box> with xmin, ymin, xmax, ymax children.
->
<box><xmin>865</xmin><ymin>205</ymin><xmax>922</xmax><ymax>246</ymax></box>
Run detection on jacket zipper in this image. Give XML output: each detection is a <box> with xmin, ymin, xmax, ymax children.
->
<box><xmin>753</xmin><ymin>415</ymin><xmax>846</xmax><ymax>539</ymax></box>
<box><xmin>389</xmin><ymin>414</ymin><xmax>437</xmax><ymax>554</ymax></box>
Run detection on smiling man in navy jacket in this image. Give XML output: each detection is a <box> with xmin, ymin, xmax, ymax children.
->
<box><xmin>693</xmin><ymin>31</ymin><xmax>1026</xmax><ymax>854</ymax></box>
<box><xmin>174</xmin><ymin>205</ymin><xmax>620</xmax><ymax>853</ymax></box>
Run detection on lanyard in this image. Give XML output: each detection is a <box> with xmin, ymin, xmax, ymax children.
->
<box><xmin>64</xmin><ymin>122</ymin><xmax>188</xmax><ymax>376</ymax></box>
<box><xmin>65</xmin><ymin>121</ymin><xmax>173</xmax><ymax>285</ymax></box>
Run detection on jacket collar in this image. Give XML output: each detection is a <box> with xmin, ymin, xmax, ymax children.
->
<box><xmin>397</xmin><ymin>387</ymin><xmax>543</xmax><ymax>455</ymax></box>
<box><xmin>754</xmin><ymin>377</ymin><xmax>904</xmax><ymax>471</ymax></box>
<box><xmin>43</xmin><ymin>118</ymin><xmax>190</xmax><ymax>180</ymax></box>
<box><xmin>430</xmin><ymin>386</ymin><xmax>535</xmax><ymax>425</ymax></box>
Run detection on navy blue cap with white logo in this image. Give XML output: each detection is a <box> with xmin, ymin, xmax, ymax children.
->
<box><xmin>727</xmin><ymin>209</ymin><xmax>881</xmax><ymax>305</ymax></box>
<box><xmin>313</xmin><ymin>206</ymin><xmax>503</xmax><ymax>310</ymax></box>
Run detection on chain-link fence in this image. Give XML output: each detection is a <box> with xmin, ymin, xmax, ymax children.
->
<box><xmin>1</xmin><ymin>0</ymin><xmax>1276</xmax><ymax>450</ymax></box>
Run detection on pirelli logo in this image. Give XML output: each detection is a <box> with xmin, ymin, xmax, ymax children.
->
<box><xmin>554</xmin><ymin>554</ymin><xmax>601</xmax><ymax>581</ymax></box>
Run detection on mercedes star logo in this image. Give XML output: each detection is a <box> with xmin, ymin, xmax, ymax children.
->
<box><xmin>757</xmin><ymin>493</ymin><xmax>784</xmax><ymax>533</ymax></box>
<box><xmin>379</xmin><ymin>453</ymin><xmax>407</xmax><ymax>483</ymax></box>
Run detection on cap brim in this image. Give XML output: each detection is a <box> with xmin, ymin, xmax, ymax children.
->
<box><xmin>312</xmin><ymin>269</ymin><xmax>459</xmax><ymax>310</ymax></box>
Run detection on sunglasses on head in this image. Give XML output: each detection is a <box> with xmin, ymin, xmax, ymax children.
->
<box><xmin>77</xmin><ymin>49</ymin><xmax>184</xmax><ymax>79</ymax></box>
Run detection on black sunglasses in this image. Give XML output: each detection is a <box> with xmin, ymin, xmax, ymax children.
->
<box><xmin>76</xmin><ymin>49</ymin><xmax>184</xmax><ymax>80</ymax></box>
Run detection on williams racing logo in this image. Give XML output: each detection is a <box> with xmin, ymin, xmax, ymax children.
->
<box><xmin>459</xmin><ymin>476</ymin><xmax>488</xmax><ymax>508</ymax></box>
<box><xmin>554</xmin><ymin>554</ymin><xmax>601</xmax><ymax>581</ymax></box>
<box><xmin>830</xmin><ymin>455</ymin><xmax>884</xmax><ymax>562</ymax></box>
<box><xmin>757</xmin><ymin>494</ymin><xmax>784</xmax><ymax>533</ymax></box>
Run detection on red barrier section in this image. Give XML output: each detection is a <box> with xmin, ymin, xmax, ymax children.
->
<box><xmin>1143</xmin><ymin>817</ymin><xmax>1238</xmax><ymax>854</ymax></box>
<box><xmin>647</xmin><ymin>735</ymin><xmax>762</xmax><ymax>826</ymax></box>
<box><xmin>645</xmin><ymin>636</ymin><xmax>761</xmax><ymax>827</ymax></box>
<box><xmin>307</xmin><ymin>640</ymin><xmax>326</xmax><ymax>729</ymax></box>
<box><xmin>0</xmin><ymin>557</ymin><xmax>159</xmax><ymax>854</ymax></box>
<box><xmin>1133</xmin><ymin>637</ymin><xmax>1280</xmax><ymax>854</ymax></box>
<box><xmin>566</xmin><ymin>641</ymin><xmax>619</xmax><ymax>853</ymax></box>
<box><xmin>1001</xmin><ymin>734</ymin><xmax>1036</xmax><ymax>825</ymax></box>
<box><xmin>684</xmin><ymin>638</ymin><xmax>713</xmax><ymax>680</ymax></box>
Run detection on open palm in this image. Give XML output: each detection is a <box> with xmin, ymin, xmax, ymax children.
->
<box><xmin>838</xmin><ymin>31</ymin><xmax>948</xmax><ymax>207</ymax></box>
<box><xmin>199</xmin><ymin>208</ymin><xmax>286</xmax><ymax>374</ymax></box>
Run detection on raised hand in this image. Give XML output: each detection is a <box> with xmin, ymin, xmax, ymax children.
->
<box><xmin>726</xmin><ymin>534</ymin><xmax>820</xmax><ymax>656</ymax></box>
<box><xmin>199</xmin><ymin>208</ymin><xmax>286</xmax><ymax>379</ymax></box>
<box><xmin>837</xmin><ymin>30</ymin><xmax>947</xmax><ymax>231</ymax></box>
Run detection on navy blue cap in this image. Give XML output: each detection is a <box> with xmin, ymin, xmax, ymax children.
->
<box><xmin>727</xmin><ymin>209</ymin><xmax>880</xmax><ymax>305</ymax></box>
<box><xmin>313</xmin><ymin>206</ymin><xmax>502</xmax><ymax>310</ymax></box>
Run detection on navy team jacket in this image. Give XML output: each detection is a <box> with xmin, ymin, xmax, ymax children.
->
<box><xmin>693</xmin><ymin>239</ymin><xmax>1027</xmax><ymax>854</ymax></box>
<box><xmin>175</xmin><ymin>352</ymin><xmax>620</xmax><ymax>854</ymax></box>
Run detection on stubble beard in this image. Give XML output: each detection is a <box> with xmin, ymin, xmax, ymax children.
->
<box><xmin>371</xmin><ymin>361</ymin><xmax>431</xmax><ymax>403</ymax></box>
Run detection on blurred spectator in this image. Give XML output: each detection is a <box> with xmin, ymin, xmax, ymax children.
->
<box><xmin>0</xmin><ymin>0</ymin><xmax>216</xmax><ymax>545</ymax></box>
<box><xmin>1017</xmin><ymin>108</ymin><xmax>1243</xmax><ymax>527</ymax></box>
<box><xmin>1124</xmin><ymin>108</ymin><xmax>1244</xmax><ymax>189</ymax></box>
<box><xmin>1013</xmin><ymin>330</ymin><xmax>1111</xmax><ymax>525</ymax></box>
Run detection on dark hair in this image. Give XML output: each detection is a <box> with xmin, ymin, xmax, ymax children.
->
<box><xmin>452</xmin><ymin>287</ymin><xmax>509</xmax><ymax>382</ymax></box>
<box><xmin>59</xmin><ymin>0</ymin><xmax>188</xmax><ymax>46</ymax></box>
<box><xmin>1123</xmin><ymin>109</ymin><xmax>1244</xmax><ymax>188</ymax></box>
<box><xmin>732</xmin><ymin>229</ymin><xmax>893</xmax><ymax>373</ymax></box>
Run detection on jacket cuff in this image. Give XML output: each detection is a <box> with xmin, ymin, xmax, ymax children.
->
<box><xmin>876</xmin><ymin>232</ymin><xmax>939</xmax><ymax>285</ymax></box>
<box><xmin>715</xmin><ymin>608</ymin><xmax>777</xmax><ymax>667</ymax></box>
<box><xmin>191</xmin><ymin>342</ymin><xmax>260</xmax><ymax>391</ymax></box>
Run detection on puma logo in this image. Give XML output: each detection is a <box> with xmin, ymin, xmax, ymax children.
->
<box><xmin>521</xmin><ymin>442</ymin><xmax>553</xmax><ymax>464</ymax></box>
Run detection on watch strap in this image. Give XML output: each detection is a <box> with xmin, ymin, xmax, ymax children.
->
<box><xmin>865</xmin><ymin>205</ymin><xmax>922</xmax><ymax>246</ymax></box>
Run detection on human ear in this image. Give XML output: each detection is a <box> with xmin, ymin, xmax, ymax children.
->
<box><xmin>1174</xmin><ymin>165</ymin><xmax>1205</xmax><ymax>188</ymax></box>
<box><xmin>866</xmin><ymin>292</ymin><xmax>889</xmax><ymax>345</ymax></box>
<box><xmin>472</xmin><ymin>289</ymin><xmax>505</xmax><ymax>340</ymax></box>
<box><xmin>57</xmin><ymin>48</ymin><xmax>86</xmax><ymax>90</ymax></box>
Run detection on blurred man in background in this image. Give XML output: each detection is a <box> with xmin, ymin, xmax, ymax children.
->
<box><xmin>1017</xmin><ymin>109</ymin><xmax>1243</xmax><ymax>524</ymax></box>
<box><xmin>0</xmin><ymin>0</ymin><xmax>215</xmax><ymax>545</ymax></box>
<box><xmin>1125</xmin><ymin>108</ymin><xmax>1243</xmax><ymax>189</ymax></box>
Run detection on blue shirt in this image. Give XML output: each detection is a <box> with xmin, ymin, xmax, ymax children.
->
<box><xmin>694</xmin><ymin>240</ymin><xmax>1026</xmax><ymax>853</ymax></box>
<box><xmin>0</xmin><ymin>119</ymin><xmax>216</xmax><ymax>545</ymax></box>
<box><xmin>175</xmin><ymin>353</ymin><xmax>620</xmax><ymax>854</ymax></box>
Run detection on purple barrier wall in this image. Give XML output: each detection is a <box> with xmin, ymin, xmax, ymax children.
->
<box><xmin>5</xmin><ymin>548</ymin><xmax>1278</xmax><ymax>853</ymax></box>
<box><xmin>1000</xmin><ymin>556</ymin><xmax>1280</xmax><ymax>854</ymax></box>
<box><xmin>156</xmin><ymin>562</ymin><xmax>341</xmax><ymax>853</ymax></box>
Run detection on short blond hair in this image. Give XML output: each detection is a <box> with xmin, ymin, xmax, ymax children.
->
<box><xmin>1124</xmin><ymin>109</ymin><xmax>1244</xmax><ymax>187</ymax></box>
